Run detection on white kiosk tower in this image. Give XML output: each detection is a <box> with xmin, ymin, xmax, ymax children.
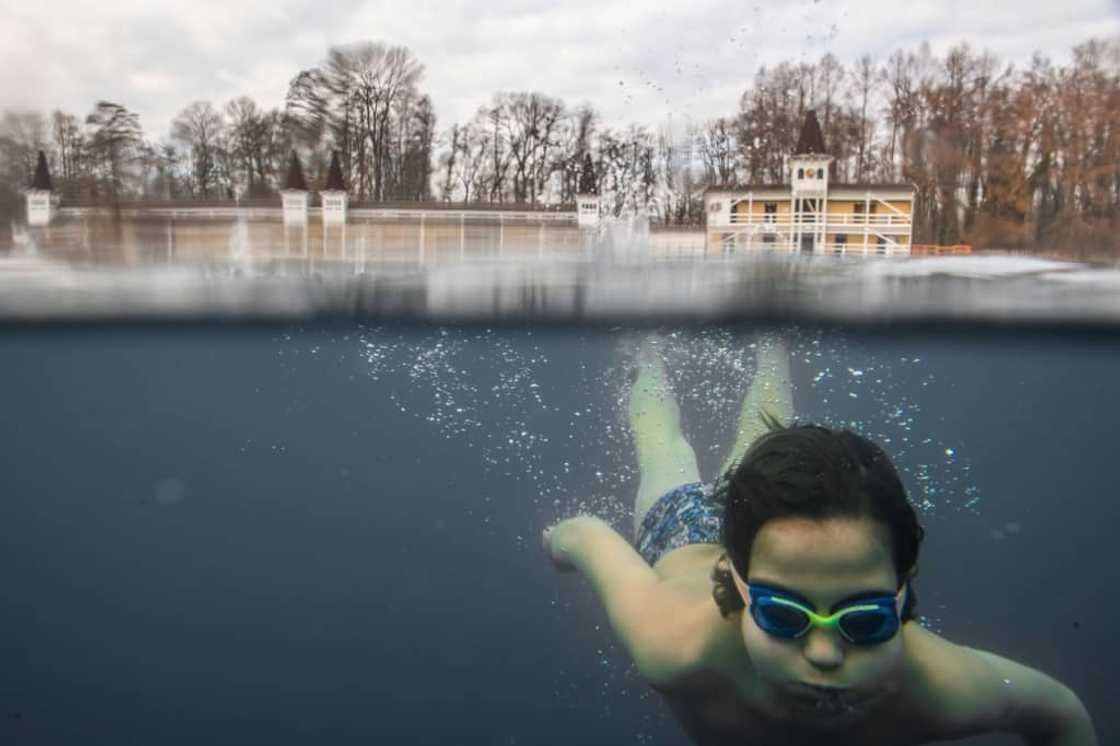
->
<box><xmin>282</xmin><ymin>148</ymin><xmax>309</xmax><ymax>224</ymax></box>
<box><xmin>26</xmin><ymin>150</ymin><xmax>54</xmax><ymax>227</ymax></box>
<box><xmin>575</xmin><ymin>152</ymin><xmax>601</xmax><ymax>229</ymax></box>
<box><xmin>576</xmin><ymin>193</ymin><xmax>600</xmax><ymax>229</ymax></box>
<box><xmin>574</xmin><ymin>154</ymin><xmax>601</xmax><ymax>259</ymax></box>
<box><xmin>280</xmin><ymin>151</ymin><xmax>309</xmax><ymax>226</ymax></box>
<box><xmin>320</xmin><ymin>150</ymin><xmax>348</xmax><ymax>225</ymax></box>
<box><xmin>788</xmin><ymin>110</ymin><xmax>832</xmax><ymax>254</ymax></box>
<box><xmin>280</xmin><ymin>151</ymin><xmax>310</xmax><ymax>256</ymax></box>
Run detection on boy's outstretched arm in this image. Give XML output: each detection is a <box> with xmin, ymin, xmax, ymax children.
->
<box><xmin>542</xmin><ymin>516</ymin><xmax>688</xmax><ymax>682</ymax></box>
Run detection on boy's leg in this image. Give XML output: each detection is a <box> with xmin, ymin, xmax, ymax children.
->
<box><xmin>718</xmin><ymin>335</ymin><xmax>794</xmax><ymax>478</ymax></box>
<box><xmin>629</xmin><ymin>339</ymin><xmax>701</xmax><ymax>537</ymax></box>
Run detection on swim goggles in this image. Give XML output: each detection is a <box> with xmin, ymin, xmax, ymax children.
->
<box><xmin>731</xmin><ymin>565</ymin><xmax>906</xmax><ymax>645</ymax></box>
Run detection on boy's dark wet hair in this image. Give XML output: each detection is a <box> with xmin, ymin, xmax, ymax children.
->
<box><xmin>711</xmin><ymin>416</ymin><xmax>924</xmax><ymax>622</ymax></box>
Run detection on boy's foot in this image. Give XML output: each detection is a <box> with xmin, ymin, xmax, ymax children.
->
<box><xmin>617</xmin><ymin>334</ymin><xmax>641</xmax><ymax>386</ymax></box>
<box><xmin>619</xmin><ymin>332</ymin><xmax>668</xmax><ymax>386</ymax></box>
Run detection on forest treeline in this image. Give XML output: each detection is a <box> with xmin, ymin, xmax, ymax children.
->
<box><xmin>1</xmin><ymin>37</ymin><xmax>1117</xmax><ymax>255</ymax></box>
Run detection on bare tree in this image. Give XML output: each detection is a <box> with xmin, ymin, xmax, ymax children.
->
<box><xmin>698</xmin><ymin>117</ymin><xmax>738</xmax><ymax>185</ymax></box>
<box><xmin>557</xmin><ymin>104</ymin><xmax>596</xmax><ymax>203</ymax></box>
<box><xmin>0</xmin><ymin>111</ymin><xmax>49</xmax><ymax>188</ymax></box>
<box><xmin>736</xmin><ymin>63</ymin><xmax>807</xmax><ymax>182</ymax></box>
<box><xmin>653</xmin><ymin>120</ymin><xmax>702</xmax><ymax>224</ymax></box>
<box><xmin>597</xmin><ymin>125</ymin><xmax>657</xmax><ymax>216</ymax></box>
<box><xmin>331</xmin><ymin>42</ymin><xmax>424</xmax><ymax>200</ymax></box>
<box><xmin>816</xmin><ymin>53</ymin><xmax>845</xmax><ymax>138</ymax></box>
<box><xmin>497</xmin><ymin>92</ymin><xmax>563</xmax><ymax>204</ymax></box>
<box><xmin>484</xmin><ymin>100</ymin><xmax>511</xmax><ymax>201</ymax></box>
<box><xmin>456</xmin><ymin>120</ymin><xmax>492</xmax><ymax>202</ymax></box>
<box><xmin>86</xmin><ymin>101</ymin><xmax>142</xmax><ymax>205</ymax></box>
<box><xmin>51</xmin><ymin>111</ymin><xmax>85</xmax><ymax>188</ymax></box>
<box><xmin>850</xmin><ymin>55</ymin><xmax>879</xmax><ymax>182</ymax></box>
<box><xmin>437</xmin><ymin>123</ymin><xmax>461</xmax><ymax>201</ymax></box>
<box><xmin>225</xmin><ymin>96</ymin><xmax>275</xmax><ymax>196</ymax></box>
<box><xmin>396</xmin><ymin>94</ymin><xmax>435</xmax><ymax>200</ymax></box>
<box><xmin>284</xmin><ymin>69</ymin><xmax>330</xmax><ymax>155</ymax></box>
<box><xmin>171</xmin><ymin>101</ymin><xmax>225</xmax><ymax>197</ymax></box>
<box><xmin>0</xmin><ymin>110</ymin><xmax>50</xmax><ymax>223</ymax></box>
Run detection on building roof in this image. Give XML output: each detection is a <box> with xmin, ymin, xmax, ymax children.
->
<box><xmin>794</xmin><ymin>110</ymin><xmax>827</xmax><ymax>156</ymax></box>
<box><xmin>283</xmin><ymin>151</ymin><xmax>308</xmax><ymax>191</ymax></box>
<box><xmin>702</xmin><ymin>181</ymin><xmax>916</xmax><ymax>195</ymax></box>
<box><xmin>702</xmin><ymin>184</ymin><xmax>791</xmax><ymax>194</ymax></box>
<box><xmin>31</xmin><ymin>150</ymin><xmax>53</xmax><ymax>191</ymax></box>
<box><xmin>324</xmin><ymin>150</ymin><xmax>346</xmax><ymax>191</ymax></box>
<box><xmin>830</xmin><ymin>182</ymin><xmax>917</xmax><ymax>192</ymax></box>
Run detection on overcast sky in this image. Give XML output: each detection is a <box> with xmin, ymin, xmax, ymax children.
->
<box><xmin>2</xmin><ymin>0</ymin><xmax>1118</xmax><ymax>140</ymax></box>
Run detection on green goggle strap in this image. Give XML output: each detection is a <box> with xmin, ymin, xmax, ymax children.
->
<box><xmin>763</xmin><ymin>595</ymin><xmax>889</xmax><ymax>630</ymax></box>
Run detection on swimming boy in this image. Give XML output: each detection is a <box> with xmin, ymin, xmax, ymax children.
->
<box><xmin>543</xmin><ymin>337</ymin><xmax>1097</xmax><ymax>745</ymax></box>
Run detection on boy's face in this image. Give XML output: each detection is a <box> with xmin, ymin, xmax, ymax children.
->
<box><xmin>737</xmin><ymin>516</ymin><xmax>907</xmax><ymax>727</ymax></box>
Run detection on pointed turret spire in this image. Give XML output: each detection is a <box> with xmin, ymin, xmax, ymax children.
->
<box><xmin>794</xmin><ymin>110</ymin><xmax>827</xmax><ymax>156</ymax></box>
<box><xmin>578</xmin><ymin>153</ymin><xmax>597</xmax><ymax>195</ymax></box>
<box><xmin>283</xmin><ymin>151</ymin><xmax>308</xmax><ymax>191</ymax></box>
<box><xmin>26</xmin><ymin>150</ymin><xmax>55</xmax><ymax>225</ymax></box>
<box><xmin>324</xmin><ymin>150</ymin><xmax>346</xmax><ymax>191</ymax></box>
<box><xmin>31</xmin><ymin>150</ymin><xmax>53</xmax><ymax>191</ymax></box>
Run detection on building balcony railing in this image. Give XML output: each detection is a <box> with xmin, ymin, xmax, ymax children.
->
<box><xmin>727</xmin><ymin>213</ymin><xmax>909</xmax><ymax>226</ymax></box>
<box><xmin>724</xmin><ymin>242</ymin><xmax>910</xmax><ymax>257</ymax></box>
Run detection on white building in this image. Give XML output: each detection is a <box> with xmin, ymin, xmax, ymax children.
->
<box><xmin>704</xmin><ymin>111</ymin><xmax>915</xmax><ymax>257</ymax></box>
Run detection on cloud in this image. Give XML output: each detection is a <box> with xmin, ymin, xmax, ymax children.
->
<box><xmin>0</xmin><ymin>0</ymin><xmax>1116</xmax><ymax>140</ymax></box>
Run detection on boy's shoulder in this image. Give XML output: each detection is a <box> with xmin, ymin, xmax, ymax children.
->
<box><xmin>898</xmin><ymin>621</ymin><xmax>1079</xmax><ymax>742</ymax></box>
<box><xmin>896</xmin><ymin>623</ymin><xmax>983</xmax><ymax>735</ymax></box>
<box><xmin>627</xmin><ymin>567</ymin><xmax>741</xmax><ymax>685</ymax></box>
<box><xmin>637</xmin><ymin>604</ymin><xmax>1083</xmax><ymax>745</ymax></box>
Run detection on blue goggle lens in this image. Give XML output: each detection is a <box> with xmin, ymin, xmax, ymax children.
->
<box><xmin>753</xmin><ymin>598</ymin><xmax>807</xmax><ymax>635</ymax></box>
<box><xmin>840</xmin><ymin>609</ymin><xmax>895</xmax><ymax>642</ymax></box>
<box><xmin>751</xmin><ymin>597</ymin><xmax>899</xmax><ymax>645</ymax></box>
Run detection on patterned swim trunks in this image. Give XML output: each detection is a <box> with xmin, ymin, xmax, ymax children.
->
<box><xmin>634</xmin><ymin>481</ymin><xmax>723</xmax><ymax>567</ymax></box>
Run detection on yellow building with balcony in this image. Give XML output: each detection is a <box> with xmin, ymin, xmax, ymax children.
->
<box><xmin>704</xmin><ymin>110</ymin><xmax>915</xmax><ymax>257</ymax></box>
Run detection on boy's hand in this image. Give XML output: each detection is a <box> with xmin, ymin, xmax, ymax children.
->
<box><xmin>542</xmin><ymin>516</ymin><xmax>601</xmax><ymax>573</ymax></box>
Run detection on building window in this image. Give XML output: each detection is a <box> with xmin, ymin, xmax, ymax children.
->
<box><xmin>836</xmin><ymin>234</ymin><xmax>847</xmax><ymax>245</ymax></box>
<box><xmin>877</xmin><ymin>235</ymin><xmax>888</xmax><ymax>254</ymax></box>
<box><xmin>817</xmin><ymin>168</ymin><xmax>824</xmax><ymax>179</ymax></box>
<box><xmin>797</xmin><ymin>168</ymin><xmax>804</xmax><ymax>179</ymax></box>
<box><xmin>764</xmin><ymin>202</ymin><xmax>777</xmax><ymax>223</ymax></box>
<box><xmin>762</xmin><ymin>233</ymin><xmax>776</xmax><ymax>246</ymax></box>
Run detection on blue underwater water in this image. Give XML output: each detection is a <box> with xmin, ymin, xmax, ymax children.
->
<box><xmin>0</xmin><ymin>322</ymin><xmax>1115</xmax><ymax>745</ymax></box>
